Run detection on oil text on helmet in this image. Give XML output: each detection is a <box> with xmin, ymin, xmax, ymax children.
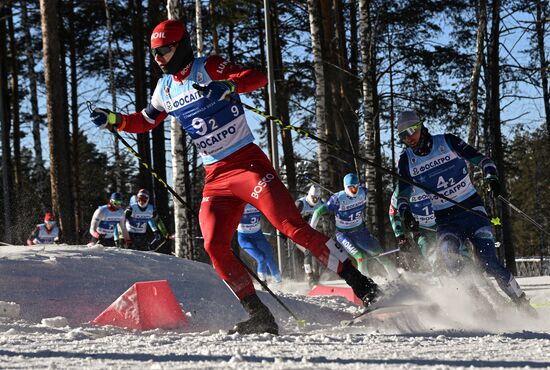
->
<box><xmin>151</xmin><ymin>32</ymin><xmax>166</xmax><ymax>39</ymax></box>
<box><xmin>251</xmin><ymin>173</ymin><xmax>275</xmax><ymax>199</ymax></box>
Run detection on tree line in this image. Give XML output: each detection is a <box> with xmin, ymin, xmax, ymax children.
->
<box><xmin>0</xmin><ymin>0</ymin><xmax>548</xmax><ymax>275</ymax></box>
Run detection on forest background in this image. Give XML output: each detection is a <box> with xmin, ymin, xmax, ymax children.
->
<box><xmin>0</xmin><ymin>0</ymin><xmax>548</xmax><ymax>277</ymax></box>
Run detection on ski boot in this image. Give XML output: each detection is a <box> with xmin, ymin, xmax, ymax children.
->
<box><xmin>257</xmin><ymin>272</ymin><xmax>269</xmax><ymax>291</ymax></box>
<box><xmin>339</xmin><ymin>259</ymin><xmax>381</xmax><ymax>307</ymax></box>
<box><xmin>228</xmin><ymin>294</ymin><xmax>279</xmax><ymax>335</ymax></box>
<box><xmin>513</xmin><ymin>293</ymin><xmax>538</xmax><ymax>318</ymax></box>
<box><xmin>305</xmin><ymin>272</ymin><xmax>320</xmax><ymax>288</ymax></box>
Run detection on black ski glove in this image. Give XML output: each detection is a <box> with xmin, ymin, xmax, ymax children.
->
<box><xmin>397</xmin><ymin>235</ymin><xmax>411</xmax><ymax>252</ymax></box>
<box><xmin>485</xmin><ymin>175</ymin><xmax>500</xmax><ymax>198</ymax></box>
<box><xmin>402</xmin><ymin>210</ymin><xmax>419</xmax><ymax>232</ymax></box>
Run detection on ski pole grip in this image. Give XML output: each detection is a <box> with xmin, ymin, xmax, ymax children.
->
<box><xmin>192</xmin><ymin>83</ymin><xmax>234</xmax><ymax>102</ymax></box>
<box><xmin>192</xmin><ymin>83</ymin><xmax>205</xmax><ymax>91</ymax></box>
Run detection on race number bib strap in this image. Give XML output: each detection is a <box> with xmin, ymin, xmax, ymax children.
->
<box><xmin>325</xmin><ymin>238</ymin><xmax>348</xmax><ymax>272</ymax></box>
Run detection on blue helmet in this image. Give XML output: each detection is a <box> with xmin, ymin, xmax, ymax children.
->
<box><xmin>110</xmin><ymin>192</ymin><xmax>122</xmax><ymax>201</ymax></box>
<box><xmin>110</xmin><ymin>192</ymin><xmax>123</xmax><ymax>207</ymax></box>
<box><xmin>343</xmin><ymin>173</ymin><xmax>360</xmax><ymax>197</ymax></box>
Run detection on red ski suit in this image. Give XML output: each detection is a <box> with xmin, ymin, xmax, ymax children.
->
<box><xmin>118</xmin><ymin>55</ymin><xmax>344</xmax><ymax>299</ymax></box>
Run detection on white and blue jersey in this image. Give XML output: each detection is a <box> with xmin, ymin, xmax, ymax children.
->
<box><xmin>325</xmin><ymin>187</ymin><xmax>367</xmax><ymax>231</ymax></box>
<box><xmin>397</xmin><ymin>133</ymin><xmax>498</xmax><ymax>222</ymax></box>
<box><xmin>151</xmin><ymin>57</ymin><xmax>254</xmax><ymax>165</ymax></box>
<box><xmin>296</xmin><ymin>196</ymin><xmax>323</xmax><ymax>221</ymax></box>
<box><xmin>408</xmin><ymin>188</ymin><xmax>436</xmax><ymax>228</ymax></box>
<box><xmin>124</xmin><ymin>203</ymin><xmax>157</xmax><ymax>234</ymax></box>
<box><xmin>30</xmin><ymin>224</ymin><xmax>60</xmax><ymax>244</ymax></box>
<box><xmin>404</xmin><ymin>134</ymin><xmax>476</xmax><ymax>211</ymax></box>
<box><xmin>390</xmin><ymin>186</ymin><xmax>435</xmax><ymax>237</ymax></box>
<box><xmin>237</xmin><ymin>204</ymin><xmax>262</xmax><ymax>234</ymax></box>
<box><xmin>90</xmin><ymin>205</ymin><xmax>125</xmax><ymax>239</ymax></box>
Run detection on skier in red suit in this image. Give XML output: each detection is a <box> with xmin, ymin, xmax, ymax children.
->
<box><xmin>90</xmin><ymin>20</ymin><xmax>380</xmax><ymax>335</ymax></box>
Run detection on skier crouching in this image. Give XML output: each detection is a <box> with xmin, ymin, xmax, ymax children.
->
<box><xmin>395</xmin><ymin>111</ymin><xmax>534</xmax><ymax>314</ymax></box>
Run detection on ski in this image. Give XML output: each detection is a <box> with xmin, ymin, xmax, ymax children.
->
<box><xmin>340</xmin><ymin>303</ymin><xmax>440</xmax><ymax>327</ymax></box>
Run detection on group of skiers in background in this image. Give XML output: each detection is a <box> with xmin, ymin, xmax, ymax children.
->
<box><xmin>27</xmin><ymin>189</ymin><xmax>170</xmax><ymax>253</ymax></box>
<box><xmin>87</xmin><ymin>188</ymin><xmax>170</xmax><ymax>251</ymax></box>
<box><xmin>81</xmin><ymin>18</ymin><xmax>535</xmax><ymax>335</ymax></box>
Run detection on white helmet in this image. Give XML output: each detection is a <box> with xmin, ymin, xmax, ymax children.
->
<box><xmin>306</xmin><ymin>185</ymin><xmax>320</xmax><ymax>206</ymax></box>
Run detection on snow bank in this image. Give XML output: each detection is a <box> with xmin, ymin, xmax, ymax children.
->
<box><xmin>0</xmin><ymin>245</ymin><xmax>348</xmax><ymax>332</ymax></box>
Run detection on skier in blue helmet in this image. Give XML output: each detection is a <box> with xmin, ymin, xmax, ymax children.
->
<box><xmin>343</xmin><ymin>173</ymin><xmax>360</xmax><ymax>196</ymax></box>
<box><xmin>311</xmin><ymin>174</ymin><xmax>399</xmax><ymax>279</ymax></box>
<box><xmin>88</xmin><ymin>192</ymin><xmax>127</xmax><ymax>247</ymax></box>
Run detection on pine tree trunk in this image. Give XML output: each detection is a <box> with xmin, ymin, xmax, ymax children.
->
<box><xmin>39</xmin><ymin>0</ymin><xmax>76</xmax><ymax>241</ymax></box>
<box><xmin>130</xmin><ymin>0</ymin><xmax>153</xmax><ymax>192</ymax></box>
<box><xmin>7</xmin><ymin>13</ymin><xmax>21</xmax><ymax>191</ymax></box>
<box><xmin>307</xmin><ymin>0</ymin><xmax>329</xmax><ymax>188</ymax></box>
<box><xmin>359</xmin><ymin>0</ymin><xmax>384</xmax><ymax>244</ymax></box>
<box><xmin>21</xmin><ymin>0</ymin><xmax>47</xmax><ymax>207</ymax></box>
<box><xmin>271</xmin><ymin>3</ymin><xmax>297</xmax><ymax>196</ymax></box>
<box><xmin>196</xmin><ymin>0</ymin><xmax>203</xmax><ymax>57</ymax></box>
<box><xmin>468</xmin><ymin>0</ymin><xmax>487</xmax><ymax>147</ymax></box>
<box><xmin>319</xmin><ymin>0</ymin><xmax>340</xmax><ymax>190</ymax></box>
<box><xmin>209</xmin><ymin>0</ymin><xmax>219</xmax><ymax>55</ymax></box>
<box><xmin>104</xmin><ymin>0</ymin><xmax>122</xmax><ymax>192</ymax></box>
<box><xmin>487</xmin><ymin>0</ymin><xmax>515</xmax><ymax>274</ymax></box>
<box><xmin>167</xmin><ymin>0</ymin><xmax>195</xmax><ymax>260</ymax></box>
<box><xmin>6</xmin><ymin>7</ymin><xmax>21</xmax><ymax>242</ymax></box>
<box><xmin>148</xmin><ymin>0</ymin><xmax>171</xmax><ymax>233</ymax></box>
<box><xmin>67</xmin><ymin>0</ymin><xmax>82</xmax><ymax>239</ymax></box>
<box><xmin>387</xmin><ymin>27</ymin><xmax>397</xmax><ymax>186</ymax></box>
<box><xmin>0</xmin><ymin>8</ymin><xmax>13</xmax><ymax>243</ymax></box>
<box><xmin>334</xmin><ymin>0</ymin><xmax>360</xmax><ymax>175</ymax></box>
<box><xmin>535</xmin><ymin>1</ymin><xmax>550</xmax><ymax>155</ymax></box>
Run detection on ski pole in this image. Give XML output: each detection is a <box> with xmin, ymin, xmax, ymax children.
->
<box><xmin>86</xmin><ymin>101</ymin><xmax>198</xmax><ymax>219</ymax></box>
<box><xmin>498</xmin><ymin>195</ymin><xmax>550</xmax><ymax>237</ymax></box>
<box><xmin>149</xmin><ymin>234</ymin><xmax>174</xmax><ymax>252</ymax></box>
<box><xmin>365</xmin><ymin>248</ymin><xmax>400</xmax><ymax>260</ymax></box>
<box><xmin>192</xmin><ymin>84</ymin><xmax>501</xmax><ymax>227</ymax></box>
<box><xmin>234</xmin><ymin>252</ymin><xmax>305</xmax><ymax>326</ymax></box>
<box><xmin>419</xmin><ymin>225</ymin><xmax>437</xmax><ymax>232</ymax></box>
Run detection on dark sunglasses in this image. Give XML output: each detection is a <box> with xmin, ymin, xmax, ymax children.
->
<box><xmin>112</xmin><ymin>200</ymin><xmax>122</xmax><ymax>206</ymax></box>
<box><xmin>398</xmin><ymin>123</ymin><xmax>421</xmax><ymax>141</ymax></box>
<box><xmin>151</xmin><ymin>42</ymin><xmax>178</xmax><ymax>57</ymax></box>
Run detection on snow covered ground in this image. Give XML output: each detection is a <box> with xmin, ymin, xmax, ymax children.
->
<box><xmin>0</xmin><ymin>244</ymin><xmax>549</xmax><ymax>369</ymax></box>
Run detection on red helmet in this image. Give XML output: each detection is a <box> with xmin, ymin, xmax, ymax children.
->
<box><xmin>150</xmin><ymin>20</ymin><xmax>193</xmax><ymax>75</ymax></box>
<box><xmin>150</xmin><ymin>20</ymin><xmax>186</xmax><ymax>48</ymax></box>
<box><xmin>137</xmin><ymin>189</ymin><xmax>150</xmax><ymax>207</ymax></box>
<box><xmin>44</xmin><ymin>212</ymin><xmax>55</xmax><ymax>223</ymax></box>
